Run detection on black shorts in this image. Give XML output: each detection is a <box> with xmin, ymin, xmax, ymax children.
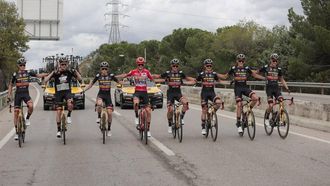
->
<box><xmin>14</xmin><ymin>92</ymin><xmax>32</xmax><ymax>108</ymax></box>
<box><xmin>133</xmin><ymin>91</ymin><xmax>149</xmax><ymax>106</ymax></box>
<box><xmin>234</xmin><ymin>86</ymin><xmax>254</xmax><ymax>100</ymax></box>
<box><xmin>266</xmin><ymin>86</ymin><xmax>282</xmax><ymax>101</ymax></box>
<box><xmin>55</xmin><ymin>91</ymin><xmax>73</xmax><ymax>107</ymax></box>
<box><xmin>167</xmin><ymin>89</ymin><xmax>182</xmax><ymax>105</ymax></box>
<box><xmin>97</xmin><ymin>93</ymin><xmax>113</xmax><ymax>108</ymax></box>
<box><xmin>200</xmin><ymin>90</ymin><xmax>216</xmax><ymax>105</ymax></box>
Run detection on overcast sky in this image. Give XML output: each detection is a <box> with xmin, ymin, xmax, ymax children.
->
<box><xmin>7</xmin><ymin>0</ymin><xmax>303</xmax><ymax>69</ymax></box>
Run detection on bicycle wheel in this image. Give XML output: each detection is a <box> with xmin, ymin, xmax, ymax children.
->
<box><xmin>177</xmin><ymin>114</ymin><xmax>183</xmax><ymax>143</ymax></box>
<box><xmin>17</xmin><ymin>117</ymin><xmax>23</xmax><ymax>148</ymax></box>
<box><xmin>247</xmin><ymin>111</ymin><xmax>256</xmax><ymax>140</ymax></box>
<box><xmin>277</xmin><ymin>109</ymin><xmax>290</xmax><ymax>139</ymax></box>
<box><xmin>172</xmin><ymin>112</ymin><xmax>177</xmax><ymax>139</ymax></box>
<box><xmin>143</xmin><ymin>112</ymin><xmax>148</xmax><ymax>145</ymax></box>
<box><xmin>210</xmin><ymin>112</ymin><xmax>218</xmax><ymax>142</ymax></box>
<box><xmin>205</xmin><ymin>114</ymin><xmax>210</xmax><ymax>138</ymax></box>
<box><xmin>139</xmin><ymin>112</ymin><xmax>143</xmax><ymax>141</ymax></box>
<box><xmin>61</xmin><ymin>114</ymin><xmax>66</xmax><ymax>145</ymax></box>
<box><xmin>101</xmin><ymin>112</ymin><xmax>107</xmax><ymax>144</ymax></box>
<box><xmin>22</xmin><ymin>117</ymin><xmax>26</xmax><ymax>143</ymax></box>
<box><xmin>264</xmin><ymin>110</ymin><xmax>274</xmax><ymax>135</ymax></box>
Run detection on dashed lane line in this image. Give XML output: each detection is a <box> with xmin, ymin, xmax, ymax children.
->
<box><xmin>90</xmin><ymin>97</ymin><xmax>175</xmax><ymax>156</ymax></box>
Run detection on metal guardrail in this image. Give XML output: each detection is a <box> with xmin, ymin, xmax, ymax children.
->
<box><xmin>0</xmin><ymin>90</ymin><xmax>9</xmax><ymax>110</ymax></box>
<box><xmin>217</xmin><ymin>81</ymin><xmax>330</xmax><ymax>95</ymax></box>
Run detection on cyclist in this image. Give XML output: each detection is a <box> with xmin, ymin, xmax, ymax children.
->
<box><xmin>258</xmin><ymin>53</ymin><xmax>290</xmax><ymax>126</ymax></box>
<box><xmin>43</xmin><ymin>56</ymin><xmax>82</xmax><ymax>138</ymax></box>
<box><xmin>7</xmin><ymin>58</ymin><xmax>48</xmax><ymax>140</ymax></box>
<box><xmin>84</xmin><ymin>61</ymin><xmax>120</xmax><ymax>137</ymax></box>
<box><xmin>153</xmin><ymin>58</ymin><xmax>195</xmax><ymax>134</ymax></box>
<box><xmin>222</xmin><ymin>54</ymin><xmax>265</xmax><ymax>135</ymax></box>
<box><xmin>196</xmin><ymin>59</ymin><xmax>224</xmax><ymax>135</ymax></box>
<box><xmin>116</xmin><ymin>57</ymin><xmax>154</xmax><ymax>137</ymax></box>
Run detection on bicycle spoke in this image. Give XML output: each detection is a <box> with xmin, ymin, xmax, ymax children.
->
<box><xmin>247</xmin><ymin>111</ymin><xmax>256</xmax><ymax>140</ymax></box>
<box><xmin>264</xmin><ymin>110</ymin><xmax>274</xmax><ymax>135</ymax></box>
<box><xmin>277</xmin><ymin>110</ymin><xmax>290</xmax><ymax>139</ymax></box>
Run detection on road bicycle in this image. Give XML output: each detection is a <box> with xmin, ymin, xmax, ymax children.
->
<box><xmin>9</xmin><ymin>102</ymin><xmax>27</xmax><ymax>148</ymax></box>
<box><xmin>137</xmin><ymin>103</ymin><xmax>151</xmax><ymax>145</ymax></box>
<box><xmin>96</xmin><ymin>102</ymin><xmax>111</xmax><ymax>144</ymax></box>
<box><xmin>205</xmin><ymin>102</ymin><xmax>224</xmax><ymax>142</ymax></box>
<box><xmin>59</xmin><ymin>101</ymin><xmax>69</xmax><ymax>145</ymax></box>
<box><xmin>171</xmin><ymin>100</ymin><xmax>184</xmax><ymax>143</ymax></box>
<box><xmin>239</xmin><ymin>97</ymin><xmax>260</xmax><ymax>140</ymax></box>
<box><xmin>264</xmin><ymin>97</ymin><xmax>293</xmax><ymax>139</ymax></box>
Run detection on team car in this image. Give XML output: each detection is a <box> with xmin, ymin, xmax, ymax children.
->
<box><xmin>114</xmin><ymin>79</ymin><xmax>163</xmax><ymax>109</ymax></box>
<box><xmin>42</xmin><ymin>79</ymin><xmax>85</xmax><ymax>110</ymax></box>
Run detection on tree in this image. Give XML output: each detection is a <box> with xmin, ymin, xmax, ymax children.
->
<box><xmin>288</xmin><ymin>0</ymin><xmax>330</xmax><ymax>82</ymax></box>
<box><xmin>0</xmin><ymin>1</ymin><xmax>29</xmax><ymax>84</ymax></box>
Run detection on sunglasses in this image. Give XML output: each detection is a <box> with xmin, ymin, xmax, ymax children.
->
<box><xmin>138</xmin><ymin>64</ymin><xmax>144</xmax><ymax>66</ymax></box>
<box><xmin>19</xmin><ymin>64</ymin><xmax>26</xmax><ymax>67</ymax></box>
<box><xmin>172</xmin><ymin>65</ymin><xmax>179</xmax><ymax>68</ymax></box>
<box><xmin>101</xmin><ymin>68</ymin><xmax>108</xmax><ymax>70</ymax></box>
<box><xmin>238</xmin><ymin>60</ymin><xmax>245</xmax><ymax>63</ymax></box>
<box><xmin>205</xmin><ymin>65</ymin><xmax>212</xmax><ymax>67</ymax></box>
<box><xmin>271</xmin><ymin>59</ymin><xmax>278</xmax><ymax>63</ymax></box>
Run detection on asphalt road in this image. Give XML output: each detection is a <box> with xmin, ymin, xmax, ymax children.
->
<box><xmin>0</xmin><ymin>84</ymin><xmax>329</xmax><ymax>186</ymax></box>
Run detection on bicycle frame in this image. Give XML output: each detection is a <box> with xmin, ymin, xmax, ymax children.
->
<box><xmin>97</xmin><ymin>102</ymin><xmax>109</xmax><ymax>144</ymax></box>
<box><xmin>171</xmin><ymin>101</ymin><xmax>183</xmax><ymax>142</ymax></box>
<box><xmin>205</xmin><ymin>101</ymin><xmax>224</xmax><ymax>141</ymax></box>
<box><xmin>239</xmin><ymin>97</ymin><xmax>260</xmax><ymax>140</ymax></box>
<box><xmin>138</xmin><ymin>104</ymin><xmax>149</xmax><ymax>145</ymax></box>
<box><xmin>9</xmin><ymin>103</ymin><xmax>27</xmax><ymax>147</ymax></box>
<box><xmin>59</xmin><ymin>101</ymin><xmax>67</xmax><ymax>145</ymax></box>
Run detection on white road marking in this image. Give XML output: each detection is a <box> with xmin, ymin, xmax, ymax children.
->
<box><xmin>0</xmin><ymin>84</ymin><xmax>40</xmax><ymax>150</ymax></box>
<box><xmin>190</xmin><ymin>105</ymin><xmax>330</xmax><ymax>145</ymax></box>
<box><xmin>0</xmin><ymin>129</ymin><xmax>16</xmax><ymax>150</ymax></box>
<box><xmin>113</xmin><ymin>111</ymin><xmax>121</xmax><ymax>116</ymax></box>
<box><xmin>107</xmin><ymin>99</ymin><xmax>175</xmax><ymax>156</ymax></box>
<box><xmin>150</xmin><ymin>137</ymin><xmax>176</xmax><ymax>156</ymax></box>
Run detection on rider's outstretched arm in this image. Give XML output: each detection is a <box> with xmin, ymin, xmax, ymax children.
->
<box><xmin>115</xmin><ymin>73</ymin><xmax>128</xmax><ymax>80</ymax></box>
<box><xmin>184</xmin><ymin>76</ymin><xmax>196</xmax><ymax>85</ymax></box>
<box><xmin>84</xmin><ymin>76</ymin><xmax>97</xmax><ymax>92</ymax></box>
<box><xmin>43</xmin><ymin>71</ymin><xmax>55</xmax><ymax>84</ymax></box>
<box><xmin>217</xmin><ymin>73</ymin><xmax>228</xmax><ymax>80</ymax></box>
<box><xmin>72</xmin><ymin>69</ymin><xmax>82</xmax><ymax>81</ymax></box>
<box><xmin>251</xmin><ymin>71</ymin><xmax>266</xmax><ymax>81</ymax></box>
<box><xmin>280</xmin><ymin>76</ymin><xmax>289</xmax><ymax>91</ymax></box>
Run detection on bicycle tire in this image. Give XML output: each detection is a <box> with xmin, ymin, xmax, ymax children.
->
<box><xmin>177</xmin><ymin>113</ymin><xmax>183</xmax><ymax>143</ymax></box>
<box><xmin>210</xmin><ymin>112</ymin><xmax>218</xmax><ymax>142</ymax></box>
<box><xmin>139</xmin><ymin>111</ymin><xmax>143</xmax><ymax>141</ymax></box>
<box><xmin>101</xmin><ymin>112</ymin><xmax>107</xmax><ymax>144</ymax></box>
<box><xmin>205</xmin><ymin>113</ymin><xmax>210</xmax><ymax>138</ymax></box>
<box><xmin>239</xmin><ymin>115</ymin><xmax>245</xmax><ymax>137</ymax></box>
<box><xmin>22</xmin><ymin>116</ymin><xmax>26</xmax><ymax>143</ymax></box>
<box><xmin>247</xmin><ymin>111</ymin><xmax>256</xmax><ymax>140</ymax></box>
<box><xmin>18</xmin><ymin>116</ymin><xmax>23</xmax><ymax>148</ymax></box>
<box><xmin>61</xmin><ymin>114</ymin><xmax>66</xmax><ymax>145</ymax></box>
<box><xmin>277</xmin><ymin>109</ymin><xmax>290</xmax><ymax>139</ymax></box>
<box><xmin>264</xmin><ymin>110</ymin><xmax>274</xmax><ymax>135</ymax></box>
<box><xmin>143</xmin><ymin>111</ymin><xmax>148</xmax><ymax>145</ymax></box>
<box><xmin>172</xmin><ymin>106</ymin><xmax>177</xmax><ymax>139</ymax></box>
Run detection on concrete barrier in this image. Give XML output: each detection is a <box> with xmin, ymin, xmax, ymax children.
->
<box><xmin>160</xmin><ymin>86</ymin><xmax>330</xmax><ymax>132</ymax></box>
